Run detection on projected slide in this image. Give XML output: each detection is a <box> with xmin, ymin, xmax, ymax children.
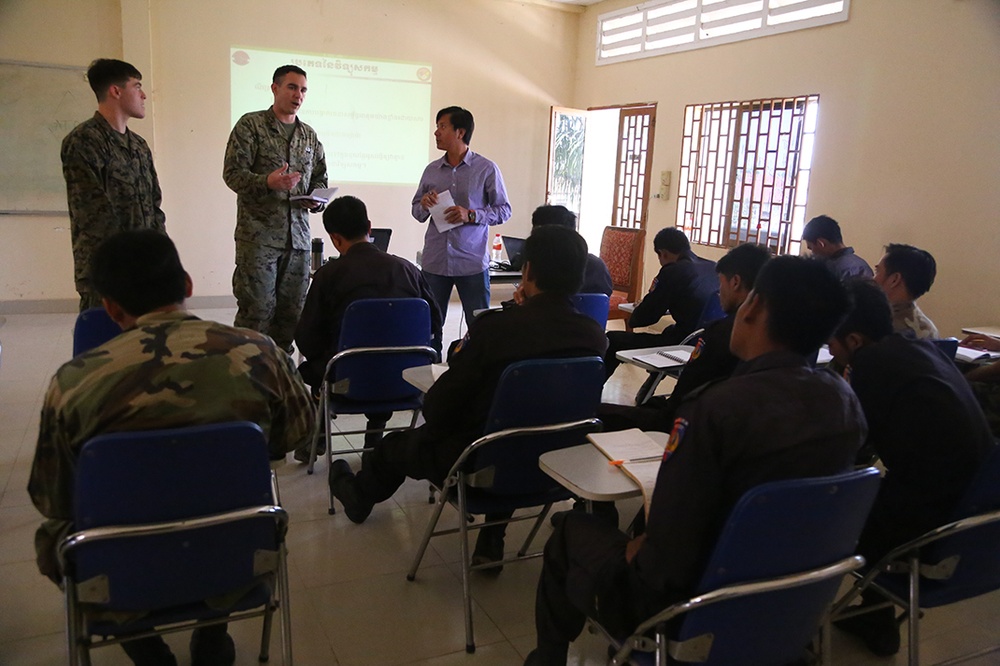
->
<box><xmin>231</xmin><ymin>47</ymin><xmax>432</xmax><ymax>186</ymax></box>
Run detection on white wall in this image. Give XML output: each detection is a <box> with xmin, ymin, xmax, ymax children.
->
<box><xmin>574</xmin><ymin>0</ymin><xmax>1000</xmax><ymax>337</ymax></box>
<box><xmin>0</xmin><ymin>0</ymin><xmax>580</xmax><ymax>309</ymax></box>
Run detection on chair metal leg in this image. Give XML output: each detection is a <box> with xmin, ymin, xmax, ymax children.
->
<box><xmin>517</xmin><ymin>503</ymin><xmax>553</xmax><ymax>556</ymax></box>
<box><xmin>278</xmin><ymin>547</ymin><xmax>294</xmax><ymax>665</ymax></box>
<box><xmin>908</xmin><ymin>554</ymin><xmax>920</xmax><ymax>666</ymax></box>
<box><xmin>66</xmin><ymin>580</ymin><xmax>82</xmax><ymax>666</ymax></box>
<box><xmin>820</xmin><ymin>612</ymin><xmax>832</xmax><ymax>666</ymax></box>
<box><xmin>457</xmin><ymin>480</ymin><xmax>475</xmax><ymax>653</ymax></box>
<box><xmin>636</xmin><ymin>371</ymin><xmax>666</xmax><ymax>405</ymax></box>
<box><xmin>307</xmin><ymin>389</ymin><xmax>329</xmax><ymax>475</ymax></box>
<box><xmin>407</xmin><ymin>485</ymin><xmax>449</xmax><ymax>580</ymax></box>
<box><xmin>259</xmin><ymin>600</ymin><xmax>274</xmax><ymax>663</ymax></box>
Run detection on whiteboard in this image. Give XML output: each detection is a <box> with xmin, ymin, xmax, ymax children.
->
<box><xmin>0</xmin><ymin>61</ymin><xmax>93</xmax><ymax>214</ymax></box>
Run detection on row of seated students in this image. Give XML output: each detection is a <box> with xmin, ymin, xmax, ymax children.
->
<box><xmin>28</xmin><ymin>200</ymin><xmax>997</xmax><ymax>665</ymax></box>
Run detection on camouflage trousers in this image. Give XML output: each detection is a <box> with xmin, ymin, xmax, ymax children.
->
<box><xmin>233</xmin><ymin>241</ymin><xmax>309</xmax><ymax>351</ymax></box>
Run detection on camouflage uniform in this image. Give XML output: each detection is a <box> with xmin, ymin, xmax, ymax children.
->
<box><xmin>28</xmin><ymin>310</ymin><xmax>315</xmax><ymax>580</ymax></box>
<box><xmin>61</xmin><ymin>112</ymin><xmax>166</xmax><ymax>311</ymax></box>
<box><xmin>223</xmin><ymin>109</ymin><xmax>327</xmax><ymax>350</ymax></box>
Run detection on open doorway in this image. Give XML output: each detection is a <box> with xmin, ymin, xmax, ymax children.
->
<box><xmin>546</xmin><ymin>104</ymin><xmax>656</xmax><ymax>255</ymax></box>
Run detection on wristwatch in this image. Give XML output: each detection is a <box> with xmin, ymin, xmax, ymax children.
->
<box><xmin>468</xmin><ymin>209</ymin><xmax>477</xmax><ymax>224</ymax></box>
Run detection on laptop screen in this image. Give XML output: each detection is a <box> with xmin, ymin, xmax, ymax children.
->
<box><xmin>502</xmin><ymin>236</ymin><xmax>526</xmax><ymax>270</ymax></box>
<box><xmin>369</xmin><ymin>228</ymin><xmax>392</xmax><ymax>252</ymax></box>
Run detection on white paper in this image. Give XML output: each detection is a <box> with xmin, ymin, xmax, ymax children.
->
<box><xmin>634</xmin><ymin>348</ymin><xmax>692</xmax><ymax>369</ymax></box>
<box><xmin>428</xmin><ymin>190</ymin><xmax>459</xmax><ymax>233</ymax></box>
<box><xmin>587</xmin><ymin>428</ymin><xmax>665</xmax><ymax>462</ymax></box>
<box><xmin>816</xmin><ymin>345</ymin><xmax>834</xmax><ymax>365</ymax></box>
<box><xmin>290</xmin><ymin>186</ymin><xmax>338</xmax><ymax>203</ymax></box>
<box><xmin>956</xmin><ymin>346</ymin><xmax>1000</xmax><ymax>363</ymax></box>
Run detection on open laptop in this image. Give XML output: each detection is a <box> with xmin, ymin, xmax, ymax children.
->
<box><xmin>369</xmin><ymin>228</ymin><xmax>392</xmax><ymax>252</ymax></box>
<box><xmin>501</xmin><ymin>236</ymin><xmax>526</xmax><ymax>270</ymax></box>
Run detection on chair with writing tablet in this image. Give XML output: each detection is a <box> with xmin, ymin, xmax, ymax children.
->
<box><xmin>72</xmin><ymin>307</ymin><xmax>121</xmax><ymax>357</ymax></box>
<box><xmin>599</xmin><ymin>467</ymin><xmax>881</xmax><ymax>666</ymax></box>
<box><xmin>405</xmin><ymin>356</ymin><xmax>605</xmax><ymax>653</ymax></box>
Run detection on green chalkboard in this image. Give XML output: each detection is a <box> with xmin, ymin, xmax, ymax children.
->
<box><xmin>0</xmin><ymin>61</ymin><xmax>93</xmax><ymax>214</ymax></box>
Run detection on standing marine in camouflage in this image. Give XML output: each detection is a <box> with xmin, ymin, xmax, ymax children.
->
<box><xmin>29</xmin><ymin>230</ymin><xmax>314</xmax><ymax>666</ymax></box>
<box><xmin>61</xmin><ymin>58</ymin><xmax>166</xmax><ymax>312</ymax></box>
<box><xmin>223</xmin><ymin>64</ymin><xmax>328</xmax><ymax>352</ymax></box>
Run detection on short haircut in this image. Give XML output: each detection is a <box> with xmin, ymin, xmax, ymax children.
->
<box><xmin>273</xmin><ymin>64</ymin><xmax>307</xmax><ymax>84</ymax></box>
<box><xmin>90</xmin><ymin>230</ymin><xmax>186</xmax><ymax>316</ymax></box>
<box><xmin>322</xmin><ymin>196</ymin><xmax>369</xmax><ymax>240</ymax></box>
<box><xmin>524</xmin><ymin>225</ymin><xmax>587</xmax><ymax>296</ymax></box>
<box><xmin>751</xmin><ymin>255</ymin><xmax>850</xmax><ymax>356</ymax></box>
<box><xmin>531</xmin><ymin>205</ymin><xmax>577</xmax><ymax>229</ymax></box>
<box><xmin>437</xmin><ymin>106</ymin><xmax>474</xmax><ymax>144</ymax></box>
<box><xmin>882</xmin><ymin>243</ymin><xmax>937</xmax><ymax>298</ymax></box>
<box><xmin>834</xmin><ymin>280</ymin><xmax>894</xmax><ymax>343</ymax></box>
<box><xmin>715</xmin><ymin>243</ymin><xmax>772</xmax><ymax>289</ymax></box>
<box><xmin>653</xmin><ymin>227</ymin><xmax>690</xmax><ymax>254</ymax></box>
<box><xmin>802</xmin><ymin>215</ymin><xmax>843</xmax><ymax>244</ymax></box>
<box><xmin>87</xmin><ymin>59</ymin><xmax>142</xmax><ymax>102</ymax></box>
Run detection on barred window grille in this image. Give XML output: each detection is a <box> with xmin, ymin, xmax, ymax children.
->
<box><xmin>675</xmin><ymin>94</ymin><xmax>819</xmax><ymax>254</ymax></box>
<box><xmin>598</xmin><ymin>0</ymin><xmax>850</xmax><ymax>66</ymax></box>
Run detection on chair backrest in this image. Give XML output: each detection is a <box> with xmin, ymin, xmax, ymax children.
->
<box><xmin>333</xmin><ymin>298</ymin><xmax>433</xmax><ymax>402</ymax></box>
<box><xmin>695</xmin><ymin>291</ymin><xmax>726</xmax><ymax>328</ymax></box>
<box><xmin>369</xmin><ymin>227</ymin><xmax>392</xmax><ymax>252</ymax></box>
<box><xmin>467</xmin><ymin>357</ymin><xmax>605</xmax><ymax>496</ymax></box>
<box><xmin>72</xmin><ymin>307</ymin><xmax>121</xmax><ymax>357</ymax></box>
<box><xmin>599</xmin><ymin>226</ymin><xmax>645</xmax><ymax>301</ymax></box>
<box><xmin>931</xmin><ymin>337</ymin><xmax>959</xmax><ymax>360</ymax></box>
<box><xmin>572</xmin><ymin>293</ymin><xmax>610</xmax><ymax>329</ymax></box>
<box><xmin>913</xmin><ymin>443</ymin><xmax>1000</xmax><ymax>607</ymax></box>
<box><xmin>68</xmin><ymin>422</ymin><xmax>279</xmax><ymax>612</ymax></box>
<box><xmin>673</xmin><ymin>467</ymin><xmax>881</xmax><ymax>665</ymax></box>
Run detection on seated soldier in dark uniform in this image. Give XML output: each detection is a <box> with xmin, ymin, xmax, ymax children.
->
<box><xmin>599</xmin><ymin>242</ymin><xmax>772</xmax><ymax>432</ymax></box>
<box><xmin>604</xmin><ymin>227</ymin><xmax>717</xmax><ymax>380</ymax></box>
<box><xmin>293</xmin><ymin>195</ymin><xmax>443</xmax><ymax>461</ymax></box>
<box><xmin>329</xmin><ymin>225</ymin><xmax>608</xmax><ymax>568</ymax></box>
<box><xmin>828</xmin><ymin>281</ymin><xmax>995</xmax><ymax>657</ymax></box>
<box><xmin>530</xmin><ymin>205</ymin><xmax>612</xmax><ymax>296</ymax></box>
<box><xmin>525</xmin><ymin>256</ymin><xmax>867</xmax><ymax>665</ymax></box>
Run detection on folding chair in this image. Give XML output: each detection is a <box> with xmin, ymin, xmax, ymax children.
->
<box><xmin>303</xmin><ymin>299</ymin><xmax>438</xmax><ymax>505</ymax></box>
<box><xmin>831</xmin><ymin>445</ymin><xmax>1000</xmax><ymax>666</ymax></box>
<box><xmin>59</xmin><ymin>422</ymin><xmax>293</xmax><ymax>665</ymax></box>
<box><xmin>600</xmin><ymin>467</ymin><xmax>881</xmax><ymax>665</ymax></box>
<box><xmin>633</xmin><ymin>291</ymin><xmax>726</xmax><ymax>405</ymax></box>
<box><xmin>72</xmin><ymin>307</ymin><xmax>121</xmax><ymax>357</ymax></box>
<box><xmin>406</xmin><ymin>356</ymin><xmax>605</xmax><ymax>653</ymax></box>
<box><xmin>572</xmin><ymin>292</ymin><xmax>611</xmax><ymax>329</ymax></box>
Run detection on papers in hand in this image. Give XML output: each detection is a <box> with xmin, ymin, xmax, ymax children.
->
<box><xmin>634</xmin><ymin>347</ymin><xmax>692</xmax><ymax>369</ymax></box>
<box><xmin>290</xmin><ymin>186</ymin><xmax>339</xmax><ymax>204</ymax></box>
<box><xmin>956</xmin><ymin>346</ymin><xmax>1000</xmax><ymax>363</ymax></box>
<box><xmin>428</xmin><ymin>190</ymin><xmax>459</xmax><ymax>233</ymax></box>
<box><xmin>587</xmin><ymin>429</ymin><xmax>666</xmax><ymax>518</ymax></box>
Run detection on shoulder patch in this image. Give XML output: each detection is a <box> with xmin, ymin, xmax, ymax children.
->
<box><xmin>690</xmin><ymin>335</ymin><xmax>706</xmax><ymax>361</ymax></box>
<box><xmin>665</xmin><ymin>417</ymin><xmax>688</xmax><ymax>461</ymax></box>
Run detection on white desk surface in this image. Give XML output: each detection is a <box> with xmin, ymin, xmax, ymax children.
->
<box><xmin>615</xmin><ymin>345</ymin><xmax>695</xmax><ymax>372</ymax></box>
<box><xmin>539</xmin><ymin>431</ymin><xmax>669</xmax><ymax>502</ymax></box>
<box><xmin>617</xmin><ymin>302</ymin><xmax>636</xmax><ymax>313</ymax></box>
<box><xmin>401</xmin><ymin>363</ymin><xmax>448</xmax><ymax>393</ymax></box>
<box><xmin>961</xmin><ymin>326</ymin><xmax>1000</xmax><ymax>339</ymax></box>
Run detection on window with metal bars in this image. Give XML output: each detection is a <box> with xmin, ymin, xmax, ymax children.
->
<box><xmin>675</xmin><ymin>94</ymin><xmax>819</xmax><ymax>255</ymax></box>
<box><xmin>597</xmin><ymin>0</ymin><xmax>850</xmax><ymax>66</ymax></box>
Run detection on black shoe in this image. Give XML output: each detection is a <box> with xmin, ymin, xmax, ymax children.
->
<box><xmin>834</xmin><ymin>606</ymin><xmax>900</xmax><ymax>656</ymax></box>
<box><xmin>293</xmin><ymin>434</ymin><xmax>327</xmax><ymax>463</ymax></box>
<box><xmin>190</xmin><ymin>625</ymin><xmax>235</xmax><ymax>666</ymax></box>
<box><xmin>120</xmin><ymin>636</ymin><xmax>178</xmax><ymax>666</ymax></box>
<box><xmin>329</xmin><ymin>459</ymin><xmax>373</xmax><ymax>524</ymax></box>
<box><xmin>471</xmin><ymin>526</ymin><xmax>505</xmax><ymax>575</ymax></box>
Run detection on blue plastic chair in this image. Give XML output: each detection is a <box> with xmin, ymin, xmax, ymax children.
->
<box><xmin>72</xmin><ymin>307</ymin><xmax>121</xmax><ymax>357</ymax></box>
<box><xmin>696</xmin><ymin>290</ymin><xmax>726</xmax><ymax>328</ymax></box>
<box><xmin>572</xmin><ymin>292</ymin><xmax>611</xmax><ymax>329</ymax></box>
<box><xmin>931</xmin><ymin>336</ymin><xmax>959</xmax><ymax>360</ymax></box>
<box><xmin>603</xmin><ymin>467</ymin><xmax>881</xmax><ymax>665</ymax></box>
<box><xmin>59</xmin><ymin>422</ymin><xmax>292</xmax><ymax>665</ymax></box>
<box><xmin>305</xmin><ymin>299</ymin><xmax>439</xmax><ymax>502</ymax></box>
<box><xmin>832</xmin><ymin>445</ymin><xmax>1000</xmax><ymax>666</ymax></box>
<box><xmin>406</xmin><ymin>356</ymin><xmax>605</xmax><ymax>653</ymax></box>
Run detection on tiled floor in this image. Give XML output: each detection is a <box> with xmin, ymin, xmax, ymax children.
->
<box><xmin>1</xmin><ymin>302</ymin><xmax>998</xmax><ymax>665</ymax></box>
